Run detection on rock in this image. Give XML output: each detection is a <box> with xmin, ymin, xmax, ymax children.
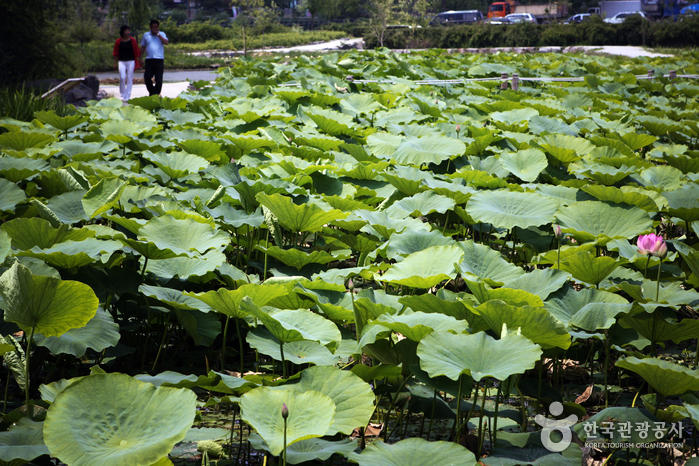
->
<box><xmin>64</xmin><ymin>83</ymin><xmax>94</xmax><ymax>107</ymax></box>
<box><xmin>82</xmin><ymin>75</ymin><xmax>99</xmax><ymax>96</ymax></box>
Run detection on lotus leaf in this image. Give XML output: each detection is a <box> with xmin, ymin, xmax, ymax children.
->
<box><xmin>0</xmin><ymin>418</ymin><xmax>49</xmax><ymax>464</ymax></box>
<box><xmin>616</xmin><ymin>357</ymin><xmax>699</xmax><ymax>396</ymax></box>
<box><xmin>467</xmin><ymin>190</ymin><xmax>557</xmax><ymax>230</ymax></box>
<box><xmin>240</xmin><ymin>387</ymin><xmax>335</xmax><ymax>456</ymax></box>
<box><xmin>257</xmin><ymin>193</ymin><xmax>348</xmax><ymax>233</ymax></box>
<box><xmin>138</xmin><ymin>215</ymin><xmax>230</xmax><ymax>256</ymax></box>
<box><xmin>378</xmin><ymin>245</ymin><xmax>464</xmax><ymax>289</ymax></box>
<box><xmin>556</xmin><ymin>201</ymin><xmax>652</xmax><ymax>243</ymax></box>
<box><xmin>33</xmin><ymin>307</ymin><xmax>119</xmax><ymax>357</ymax></box>
<box><xmin>417</xmin><ymin>330</ymin><xmax>541</xmax><ymax>382</ymax></box>
<box><xmin>44</xmin><ymin>373</ymin><xmax>197</xmax><ymax>466</ymax></box>
<box><xmin>349</xmin><ymin>438</ymin><xmax>477</xmax><ymax>466</ymax></box>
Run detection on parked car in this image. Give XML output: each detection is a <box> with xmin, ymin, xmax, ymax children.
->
<box><xmin>603</xmin><ymin>11</ymin><xmax>647</xmax><ymax>23</ymax></box>
<box><xmin>486</xmin><ymin>16</ymin><xmax>517</xmax><ymax>24</ymax></box>
<box><xmin>563</xmin><ymin>13</ymin><xmax>592</xmax><ymax>23</ymax></box>
<box><xmin>430</xmin><ymin>10</ymin><xmax>485</xmax><ymax>25</ymax></box>
<box><xmin>680</xmin><ymin>3</ymin><xmax>699</xmax><ymax>14</ymax></box>
<box><xmin>504</xmin><ymin>12</ymin><xmax>537</xmax><ymax>22</ymax></box>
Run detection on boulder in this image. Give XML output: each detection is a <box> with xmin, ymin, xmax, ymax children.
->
<box><xmin>64</xmin><ymin>83</ymin><xmax>94</xmax><ymax>107</ymax></box>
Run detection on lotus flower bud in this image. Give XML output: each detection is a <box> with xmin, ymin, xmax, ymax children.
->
<box><xmin>281</xmin><ymin>403</ymin><xmax>289</xmax><ymax>419</ymax></box>
<box><xmin>455</xmin><ymin>124</ymin><xmax>461</xmax><ymax>133</ymax></box>
<box><xmin>554</xmin><ymin>224</ymin><xmax>562</xmax><ymax>241</ymax></box>
<box><xmin>347</xmin><ymin>278</ymin><xmax>354</xmax><ymax>291</ymax></box>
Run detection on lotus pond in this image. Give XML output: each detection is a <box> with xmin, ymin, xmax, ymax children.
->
<box><xmin>1</xmin><ymin>49</ymin><xmax>699</xmax><ymax>466</ymax></box>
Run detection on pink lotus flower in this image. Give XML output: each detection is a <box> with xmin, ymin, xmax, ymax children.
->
<box><xmin>637</xmin><ymin>233</ymin><xmax>667</xmax><ymax>258</ymax></box>
<box><xmin>554</xmin><ymin>224</ymin><xmax>563</xmax><ymax>240</ymax></box>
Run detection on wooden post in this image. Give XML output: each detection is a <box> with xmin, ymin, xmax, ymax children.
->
<box><xmin>648</xmin><ymin>69</ymin><xmax>655</xmax><ymax>79</ymax></box>
<box><xmin>512</xmin><ymin>73</ymin><xmax>519</xmax><ymax>91</ymax></box>
<box><xmin>501</xmin><ymin>72</ymin><xmax>508</xmax><ymax>90</ymax></box>
<box><xmin>670</xmin><ymin>70</ymin><xmax>677</xmax><ymax>80</ymax></box>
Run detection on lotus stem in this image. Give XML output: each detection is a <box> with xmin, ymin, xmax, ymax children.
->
<box><xmin>477</xmin><ymin>381</ymin><xmax>488</xmax><ymax>458</ymax></box>
<box><xmin>556</xmin><ymin>240</ymin><xmax>561</xmax><ymax>270</ymax></box>
<box><xmin>25</xmin><ymin>326</ymin><xmax>35</xmax><ymax>421</ymax></box>
<box><xmin>151</xmin><ymin>314</ymin><xmax>171</xmax><ymax>374</ymax></box>
<box><xmin>221</xmin><ymin>316</ymin><xmax>230</xmax><ymax>371</ymax></box>
<box><xmin>279</xmin><ymin>342</ymin><xmax>287</xmax><ymax>378</ymax></box>
<box><xmin>643</xmin><ymin>254</ymin><xmax>651</xmax><ymax>278</ymax></box>
<box><xmin>427</xmin><ymin>388</ymin><xmax>437</xmax><ymax>440</ymax></box>
<box><xmin>263</xmin><ymin>229</ymin><xmax>270</xmax><ymax>281</ymax></box>
<box><xmin>656</xmin><ymin>257</ymin><xmax>662</xmax><ymax>303</ymax></box>
<box><xmin>694</xmin><ymin>339</ymin><xmax>698</xmax><ymax>370</ymax></box>
<box><xmin>492</xmin><ymin>379</ymin><xmax>503</xmax><ymax>449</ymax></box>
<box><xmin>453</xmin><ymin>373</ymin><xmax>465</xmax><ymax>442</ymax></box>
<box><xmin>141</xmin><ymin>257</ymin><xmax>149</xmax><ymax>280</ymax></box>
<box><xmin>515</xmin><ymin>376</ymin><xmax>527</xmax><ymax>432</ymax></box>
<box><xmin>236</xmin><ymin>318</ymin><xmax>245</xmax><ymax>374</ymax></box>
<box><xmin>442</xmin><ymin>211</ymin><xmax>450</xmax><ymax>235</ymax></box>
<box><xmin>3</xmin><ymin>371</ymin><xmax>9</xmax><ymax>415</ymax></box>
<box><xmin>604</xmin><ymin>330</ymin><xmax>610</xmax><ymax>408</ymax></box>
<box><xmin>282</xmin><ymin>403</ymin><xmax>288</xmax><ymax>466</ymax></box>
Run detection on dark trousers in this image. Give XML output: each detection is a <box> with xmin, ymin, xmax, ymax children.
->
<box><xmin>144</xmin><ymin>59</ymin><xmax>164</xmax><ymax>96</ymax></box>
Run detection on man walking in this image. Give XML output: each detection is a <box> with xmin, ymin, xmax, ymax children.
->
<box><xmin>140</xmin><ymin>19</ymin><xmax>169</xmax><ymax>96</ymax></box>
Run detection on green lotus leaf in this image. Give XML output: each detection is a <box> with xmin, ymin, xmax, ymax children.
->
<box><xmin>498</xmin><ymin>149</ymin><xmax>548</xmax><ymax>182</ymax></box>
<box><xmin>121</xmin><ymin>238</ymin><xmax>188</xmax><ymax>260</ymax></box>
<box><xmin>340</xmin><ymin>93</ymin><xmax>381</xmax><ymax>117</ymax></box>
<box><xmin>0</xmin><ymin>178</ymin><xmax>27</xmax><ymax>213</ymax></box>
<box><xmin>44</xmin><ymin>190</ymin><xmax>89</xmax><ymax>224</ymax></box>
<box><xmin>378</xmin><ymin>245</ymin><xmax>464</xmax><ymax>289</ymax></box>
<box><xmin>0</xmin><ymin>230</ymin><xmax>11</xmax><ymax>264</ymax></box>
<box><xmin>663</xmin><ymin>184</ymin><xmax>699</xmax><ymax>222</ymax></box>
<box><xmin>349</xmin><ymin>438</ymin><xmax>477</xmax><ymax>466</ymax></box>
<box><xmin>240</xmin><ymin>298</ymin><xmax>341</xmax><ymax>349</ymax></box>
<box><xmin>134</xmin><ymin>371</ymin><xmax>219</xmax><ymax>390</ymax></box>
<box><xmin>35</xmin><ymin>111</ymin><xmax>87</xmax><ymax>133</ymax></box>
<box><xmin>502</xmin><ymin>268</ymin><xmax>570</xmax><ymax>301</ymax></box>
<box><xmin>159</xmin><ymin>109</ymin><xmax>205</xmax><ymax>127</ymax></box>
<box><xmin>380</xmin><ymin>166</ymin><xmax>429</xmax><ymax>196</ymax></box>
<box><xmin>467</xmin><ymin>190</ymin><xmax>557</xmax><ymax>230</ymax></box>
<box><xmin>0</xmin><ymin>262</ymin><xmax>98</xmax><ymax>337</ymax></box>
<box><xmin>142</xmin><ymin>150</ymin><xmax>209</xmax><ymax>178</ymax></box>
<box><xmin>370</xmin><ymin>310</ymin><xmax>469</xmax><ymax>342</ymax></box>
<box><xmin>249</xmin><ymin>435</ymin><xmax>356</xmax><ymax>464</ymax></box>
<box><xmin>44</xmin><ymin>373</ymin><xmax>197</xmax><ymax>466</ymax></box>
<box><xmin>144</xmin><ymin>250</ymin><xmax>226</xmax><ymax>281</ymax></box>
<box><xmin>247</xmin><ymin>327</ymin><xmax>339</xmax><ymax>366</ymax></box>
<box><xmin>279</xmin><ymin>365</ymin><xmax>375</xmax><ymax>436</ymax></box>
<box><xmin>33</xmin><ymin>307</ymin><xmax>119</xmax><ymax>357</ymax></box>
<box><xmin>0</xmin><ymin>418</ymin><xmax>49</xmax><ymax>464</ymax></box>
<box><xmin>458</xmin><ymin>240</ymin><xmax>525</xmax><ymax>285</ymax></box>
<box><xmin>619</xmin><ymin>312</ymin><xmax>699</xmax><ymax>345</ymax></box>
<box><xmin>187</xmin><ymin>283</ymin><xmax>289</xmax><ymax>319</ymax></box>
<box><xmin>398</xmin><ymin>289</ymin><xmax>470</xmax><ymax>320</ymax></box>
<box><xmin>636</xmin><ymin>165</ymin><xmax>684</xmax><ymax>191</ymax></box>
<box><xmin>176</xmin><ymin>139</ymin><xmax>226</xmax><ymax>163</ymax></box>
<box><xmin>139</xmin><ymin>215</ymin><xmax>229</xmax><ymax>256</ymax></box>
<box><xmin>257</xmin><ymin>245</ymin><xmax>341</xmax><ymax>271</ymax></box>
<box><xmin>17</xmin><ymin>238</ymin><xmax>122</xmax><ymax>269</ymax></box>
<box><xmin>356</xmin><ymin>210</ymin><xmax>430</xmax><ymax>239</ymax></box>
<box><xmin>528</xmin><ymin>115</ymin><xmax>577</xmax><ymax>137</ymax></box>
<box><xmin>537</xmin><ymin>134</ymin><xmax>595</xmax><ymax>163</ymax></box>
<box><xmin>388</xmin><ymin>135</ymin><xmax>466</xmax><ymax>166</ymax></box>
<box><xmin>174</xmin><ymin>308</ymin><xmax>221</xmax><ymax>346</ymax></box>
<box><xmin>556</xmin><ymin>201</ymin><xmax>652</xmax><ymax>243</ymax></box>
<box><xmin>559</xmin><ymin>251</ymin><xmax>622</xmax><ymax>287</ymax></box>
<box><xmin>616</xmin><ymin>357</ymin><xmax>699</xmax><ymax>396</ymax></box>
<box><xmin>295</xmin><ymin>133</ymin><xmax>344</xmax><ymax>152</ymax></box>
<box><xmin>417</xmin><ymin>330</ymin><xmax>541</xmax><ymax>382</ymax></box>
<box><xmin>200</xmin><ymin>370</ymin><xmax>259</xmax><ymax>395</ymax></box>
<box><xmin>100</xmin><ymin>119</ymin><xmax>143</xmax><ymax>143</ymax></box>
<box><xmin>636</xmin><ymin>117</ymin><xmax>678</xmax><ymax>138</ymax></box>
<box><xmin>81</xmin><ymin>178</ymin><xmax>126</xmax><ymax>219</ymax></box>
<box><xmin>0</xmin><ymin>156</ymin><xmax>49</xmax><ymax>182</ymax></box>
<box><xmin>581</xmin><ymin>185</ymin><xmax>659</xmax><ymax>212</ymax></box>
<box><xmin>240</xmin><ymin>387</ymin><xmax>335</xmax><ymax>456</ymax></box>
<box><xmin>0</xmin><ymin>131</ymin><xmax>55</xmax><ymax>151</ymax></box>
<box><xmin>385</xmin><ymin>191</ymin><xmax>455</xmax><ymax>218</ymax></box>
<box><xmin>474</xmin><ymin>300</ymin><xmax>570</xmax><ymax>350</ymax></box>
<box><xmin>384</xmin><ymin>229</ymin><xmax>454</xmax><ymax>260</ymax></box>
<box><xmin>257</xmin><ymin>193</ymin><xmax>348</xmax><ymax>233</ymax></box>
<box><xmin>367</xmin><ymin>132</ymin><xmax>403</xmax><ymax>158</ymax></box>
<box><xmin>480</xmin><ymin>288</ymin><xmax>543</xmax><ymax>307</ymax></box>
<box><xmin>304</xmin><ymin>106</ymin><xmax>360</xmax><ymax>137</ymax></box>
<box><xmin>140</xmin><ymin>285</ymin><xmax>211</xmax><ymax>312</ymax></box>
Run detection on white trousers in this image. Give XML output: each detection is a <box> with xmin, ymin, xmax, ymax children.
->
<box><xmin>118</xmin><ymin>60</ymin><xmax>135</xmax><ymax>101</ymax></box>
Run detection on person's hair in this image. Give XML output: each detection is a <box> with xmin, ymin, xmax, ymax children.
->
<box><xmin>150</xmin><ymin>19</ymin><xmax>159</xmax><ymax>26</ymax></box>
<box><xmin>120</xmin><ymin>25</ymin><xmax>131</xmax><ymax>36</ymax></box>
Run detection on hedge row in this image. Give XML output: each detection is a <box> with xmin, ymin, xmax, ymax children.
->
<box><xmin>365</xmin><ymin>15</ymin><xmax>699</xmax><ymax>49</ymax></box>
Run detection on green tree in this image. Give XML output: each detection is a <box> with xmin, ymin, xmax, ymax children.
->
<box><xmin>297</xmin><ymin>0</ymin><xmax>341</xmax><ymax>28</ymax></box>
<box><xmin>109</xmin><ymin>0</ymin><xmax>156</xmax><ymax>32</ymax></box>
<box><xmin>232</xmin><ymin>0</ymin><xmax>264</xmax><ymax>56</ymax></box>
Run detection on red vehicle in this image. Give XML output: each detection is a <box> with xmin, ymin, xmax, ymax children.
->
<box><xmin>487</xmin><ymin>0</ymin><xmax>569</xmax><ymax>22</ymax></box>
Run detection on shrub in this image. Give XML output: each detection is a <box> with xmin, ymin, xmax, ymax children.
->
<box><xmin>0</xmin><ymin>86</ymin><xmax>69</xmax><ymax>122</ymax></box>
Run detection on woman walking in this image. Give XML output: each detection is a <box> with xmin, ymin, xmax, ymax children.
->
<box><xmin>112</xmin><ymin>25</ymin><xmax>141</xmax><ymax>103</ymax></box>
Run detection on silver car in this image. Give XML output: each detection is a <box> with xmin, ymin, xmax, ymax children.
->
<box><xmin>603</xmin><ymin>11</ymin><xmax>648</xmax><ymax>23</ymax></box>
